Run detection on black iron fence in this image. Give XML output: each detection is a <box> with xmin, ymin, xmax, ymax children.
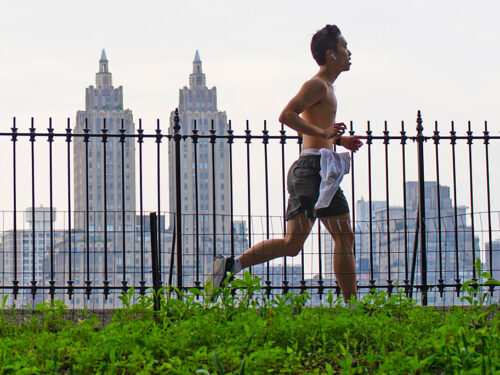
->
<box><xmin>0</xmin><ymin>111</ymin><xmax>498</xmax><ymax>307</ymax></box>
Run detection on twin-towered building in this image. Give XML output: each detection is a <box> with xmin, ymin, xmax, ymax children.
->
<box><xmin>0</xmin><ymin>49</ymin><xmax>236</xmax><ymax>307</ymax></box>
<box><xmin>67</xmin><ymin>49</ymin><xmax>235</xmax><ymax>305</ymax></box>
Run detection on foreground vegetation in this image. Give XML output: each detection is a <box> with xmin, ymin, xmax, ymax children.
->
<box><xmin>0</xmin><ymin>266</ymin><xmax>498</xmax><ymax>374</ymax></box>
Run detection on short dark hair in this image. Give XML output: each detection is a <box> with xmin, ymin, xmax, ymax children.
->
<box><xmin>311</xmin><ymin>25</ymin><xmax>341</xmax><ymax>65</ymax></box>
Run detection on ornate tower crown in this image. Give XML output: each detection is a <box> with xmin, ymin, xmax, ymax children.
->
<box><xmin>190</xmin><ymin>50</ymin><xmax>206</xmax><ymax>88</ymax></box>
<box><xmin>96</xmin><ymin>49</ymin><xmax>112</xmax><ymax>89</ymax></box>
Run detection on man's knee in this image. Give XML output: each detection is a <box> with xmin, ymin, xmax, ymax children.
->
<box><xmin>283</xmin><ymin>235</ymin><xmax>305</xmax><ymax>257</ymax></box>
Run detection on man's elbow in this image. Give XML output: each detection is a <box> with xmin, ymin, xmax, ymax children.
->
<box><xmin>279</xmin><ymin>110</ymin><xmax>291</xmax><ymax>125</ymax></box>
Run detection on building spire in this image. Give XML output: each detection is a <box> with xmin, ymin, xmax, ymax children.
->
<box><xmin>194</xmin><ymin>50</ymin><xmax>201</xmax><ymax>63</ymax></box>
<box><xmin>190</xmin><ymin>50</ymin><xmax>205</xmax><ymax>88</ymax></box>
<box><xmin>97</xmin><ymin>49</ymin><xmax>111</xmax><ymax>88</ymax></box>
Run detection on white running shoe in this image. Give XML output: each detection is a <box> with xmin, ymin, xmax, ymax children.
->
<box><xmin>206</xmin><ymin>255</ymin><xmax>235</xmax><ymax>289</ymax></box>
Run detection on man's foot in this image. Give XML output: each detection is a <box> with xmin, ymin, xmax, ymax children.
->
<box><xmin>206</xmin><ymin>255</ymin><xmax>235</xmax><ymax>289</ymax></box>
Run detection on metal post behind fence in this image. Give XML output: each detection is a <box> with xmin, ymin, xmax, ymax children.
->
<box><xmin>409</xmin><ymin>206</ymin><xmax>419</xmax><ymax>300</ymax></box>
<box><xmin>173</xmin><ymin>108</ymin><xmax>183</xmax><ymax>289</ymax></box>
<box><xmin>150</xmin><ymin>212</ymin><xmax>161</xmax><ymax>311</ymax></box>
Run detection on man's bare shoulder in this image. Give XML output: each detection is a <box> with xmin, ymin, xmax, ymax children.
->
<box><xmin>300</xmin><ymin>76</ymin><xmax>330</xmax><ymax>93</ymax></box>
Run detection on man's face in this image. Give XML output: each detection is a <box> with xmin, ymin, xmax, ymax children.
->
<box><xmin>331</xmin><ymin>35</ymin><xmax>351</xmax><ymax>71</ymax></box>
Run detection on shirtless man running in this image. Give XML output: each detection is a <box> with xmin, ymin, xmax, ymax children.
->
<box><xmin>207</xmin><ymin>25</ymin><xmax>363</xmax><ymax>301</ymax></box>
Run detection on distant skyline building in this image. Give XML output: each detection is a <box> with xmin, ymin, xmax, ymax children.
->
<box><xmin>65</xmin><ymin>50</ymin><xmax>138</xmax><ymax>307</ymax></box>
<box><xmin>0</xmin><ymin>207</ymin><xmax>64</xmax><ymax>306</ymax></box>
<box><xmin>322</xmin><ymin>182</ymin><xmax>480</xmax><ymax>304</ymax></box>
<box><xmin>168</xmin><ymin>51</ymin><xmax>245</xmax><ymax>285</ymax></box>
<box><xmin>74</xmin><ymin>49</ymin><xmax>136</xmax><ymax>238</ymax></box>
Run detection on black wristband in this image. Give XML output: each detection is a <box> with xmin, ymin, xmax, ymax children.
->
<box><xmin>335</xmin><ymin>137</ymin><xmax>342</xmax><ymax>146</ymax></box>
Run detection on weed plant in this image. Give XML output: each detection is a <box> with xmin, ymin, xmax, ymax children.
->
<box><xmin>0</xmin><ymin>261</ymin><xmax>498</xmax><ymax>374</ymax></box>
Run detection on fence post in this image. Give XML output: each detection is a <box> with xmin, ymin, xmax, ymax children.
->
<box><xmin>173</xmin><ymin>109</ymin><xmax>183</xmax><ymax>289</ymax></box>
<box><xmin>150</xmin><ymin>212</ymin><xmax>161</xmax><ymax>311</ymax></box>
<box><xmin>416</xmin><ymin>110</ymin><xmax>428</xmax><ymax>305</ymax></box>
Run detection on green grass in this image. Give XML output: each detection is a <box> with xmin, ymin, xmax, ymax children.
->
<box><xmin>0</xmin><ymin>264</ymin><xmax>498</xmax><ymax>374</ymax></box>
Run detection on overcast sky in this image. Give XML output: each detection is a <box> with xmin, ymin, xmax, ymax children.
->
<box><xmin>0</xmin><ymin>1</ymin><xmax>498</xmax><ymax>243</ymax></box>
<box><xmin>2</xmin><ymin>0</ymin><xmax>499</xmax><ymax>127</ymax></box>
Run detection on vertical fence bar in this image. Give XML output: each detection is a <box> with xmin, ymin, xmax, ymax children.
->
<box><xmin>120</xmin><ymin>118</ymin><xmax>127</xmax><ymax>292</ymax></box>
<box><xmin>317</xmin><ymin>221</ymin><xmax>324</xmax><ymax>299</ymax></box>
<box><xmin>450</xmin><ymin>121</ymin><xmax>460</xmax><ymax>295</ymax></box>
<box><xmin>138</xmin><ymin>119</ymin><xmax>145</xmax><ymax>294</ymax></box>
<box><xmin>66</xmin><ymin>118</ymin><xmax>73</xmax><ymax>299</ymax></box>
<box><xmin>466</xmin><ymin>121</ymin><xmax>477</xmax><ymax>281</ymax></box>
<box><xmin>48</xmin><ymin>118</ymin><xmax>55</xmax><ymax>300</ymax></box>
<box><xmin>366</xmin><ymin>121</ymin><xmax>374</xmax><ymax>290</ymax></box>
<box><xmin>84</xmin><ymin>118</ymin><xmax>91</xmax><ymax>299</ymax></box>
<box><xmin>416</xmin><ymin>110</ymin><xmax>427</xmax><ymax>306</ymax></box>
<box><xmin>173</xmin><ymin>110</ymin><xmax>183</xmax><ymax>288</ymax></box>
<box><xmin>349</xmin><ymin>121</ymin><xmax>356</xmax><ymax>257</ymax></box>
<box><xmin>192</xmin><ymin>119</ymin><xmax>200</xmax><ymax>288</ymax></box>
<box><xmin>11</xmin><ymin>118</ymin><xmax>19</xmax><ymax>299</ymax></box>
<box><xmin>102</xmin><ymin>118</ymin><xmax>109</xmax><ymax>299</ymax></box>
<box><xmin>433</xmin><ymin>121</ymin><xmax>444</xmax><ymax>296</ymax></box>
<box><xmin>383</xmin><ymin>121</ymin><xmax>392</xmax><ymax>293</ymax></box>
<box><xmin>483</xmin><ymin>121</ymin><xmax>493</xmax><ymax>294</ymax></box>
<box><xmin>150</xmin><ymin>212</ymin><xmax>160</xmax><ymax>311</ymax></box>
<box><xmin>280</xmin><ymin>123</ymin><xmax>288</xmax><ymax>293</ymax></box>
<box><xmin>400</xmin><ymin>121</ymin><xmax>409</xmax><ymax>293</ymax></box>
<box><xmin>29</xmin><ymin>117</ymin><xmax>37</xmax><ymax>301</ymax></box>
<box><xmin>210</xmin><ymin>119</ymin><xmax>217</xmax><ymax>257</ymax></box>
<box><xmin>245</xmin><ymin>120</ymin><xmax>252</xmax><ymax>274</ymax></box>
<box><xmin>228</xmin><ymin>120</ymin><xmax>235</xmax><ymax>259</ymax></box>
<box><xmin>298</xmin><ymin>136</ymin><xmax>306</xmax><ymax>293</ymax></box>
<box><xmin>348</xmin><ymin>121</ymin><xmax>356</xmax><ymax>298</ymax></box>
<box><xmin>155</xmin><ymin>119</ymin><xmax>162</xmax><ymax>281</ymax></box>
<box><xmin>262</xmin><ymin>120</ymin><xmax>271</xmax><ymax>296</ymax></box>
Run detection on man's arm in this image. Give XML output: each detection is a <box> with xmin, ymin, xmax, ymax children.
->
<box><xmin>339</xmin><ymin>135</ymin><xmax>364</xmax><ymax>152</ymax></box>
<box><xmin>279</xmin><ymin>79</ymin><xmax>342</xmax><ymax>139</ymax></box>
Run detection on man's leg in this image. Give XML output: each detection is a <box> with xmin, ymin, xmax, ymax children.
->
<box><xmin>237</xmin><ymin>212</ymin><xmax>314</xmax><ymax>269</ymax></box>
<box><xmin>320</xmin><ymin>213</ymin><xmax>357</xmax><ymax>301</ymax></box>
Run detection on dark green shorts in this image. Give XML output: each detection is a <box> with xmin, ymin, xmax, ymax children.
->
<box><xmin>285</xmin><ymin>155</ymin><xmax>350</xmax><ymax>221</ymax></box>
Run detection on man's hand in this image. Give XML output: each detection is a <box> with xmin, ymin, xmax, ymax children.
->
<box><xmin>323</xmin><ymin>122</ymin><xmax>346</xmax><ymax>139</ymax></box>
<box><xmin>340</xmin><ymin>135</ymin><xmax>364</xmax><ymax>152</ymax></box>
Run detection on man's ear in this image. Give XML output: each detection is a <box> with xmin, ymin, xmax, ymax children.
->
<box><xmin>326</xmin><ymin>49</ymin><xmax>336</xmax><ymax>61</ymax></box>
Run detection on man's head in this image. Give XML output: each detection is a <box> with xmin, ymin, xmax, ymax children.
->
<box><xmin>311</xmin><ymin>25</ymin><xmax>351</xmax><ymax>70</ymax></box>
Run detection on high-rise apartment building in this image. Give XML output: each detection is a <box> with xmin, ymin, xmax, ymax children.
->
<box><xmin>57</xmin><ymin>50</ymin><xmax>138</xmax><ymax>307</ymax></box>
<box><xmin>0</xmin><ymin>207</ymin><xmax>64</xmax><ymax>306</ymax></box>
<box><xmin>168</xmin><ymin>51</ymin><xmax>237</xmax><ymax>285</ymax></box>
<box><xmin>74</xmin><ymin>50</ymin><xmax>136</xmax><ymax>238</ymax></box>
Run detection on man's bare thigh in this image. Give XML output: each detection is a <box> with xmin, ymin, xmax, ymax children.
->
<box><xmin>320</xmin><ymin>213</ymin><xmax>352</xmax><ymax>236</ymax></box>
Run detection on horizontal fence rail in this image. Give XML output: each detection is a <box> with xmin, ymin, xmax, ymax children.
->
<box><xmin>0</xmin><ymin>111</ymin><xmax>498</xmax><ymax>308</ymax></box>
